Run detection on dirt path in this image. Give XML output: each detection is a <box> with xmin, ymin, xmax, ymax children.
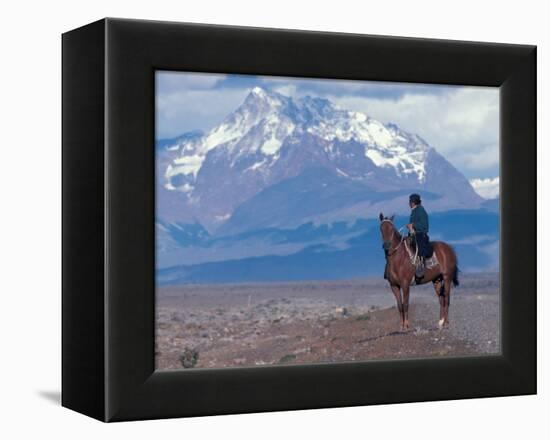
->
<box><xmin>155</xmin><ymin>275</ymin><xmax>500</xmax><ymax>370</ymax></box>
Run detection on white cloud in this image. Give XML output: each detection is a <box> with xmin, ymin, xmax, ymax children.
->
<box><xmin>271</xmin><ymin>83</ymin><xmax>298</xmax><ymax>97</ymax></box>
<box><xmin>156</xmin><ymin>71</ymin><xmax>225</xmax><ymax>94</ymax></box>
<box><xmin>330</xmin><ymin>87</ymin><xmax>499</xmax><ymax>177</ymax></box>
<box><xmin>156</xmin><ymin>73</ymin><xmax>500</xmax><ymax>179</ymax></box>
<box><xmin>470</xmin><ymin>177</ymin><xmax>500</xmax><ymax>199</ymax></box>
<box><xmin>156</xmin><ymin>88</ymin><xmax>249</xmax><ymax>138</ymax></box>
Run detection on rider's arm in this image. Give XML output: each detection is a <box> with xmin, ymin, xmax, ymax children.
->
<box><xmin>408</xmin><ymin>209</ymin><xmax>417</xmax><ymax>232</ymax></box>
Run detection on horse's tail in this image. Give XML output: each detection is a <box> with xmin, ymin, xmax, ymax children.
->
<box><xmin>452</xmin><ymin>265</ymin><xmax>460</xmax><ymax>287</ymax></box>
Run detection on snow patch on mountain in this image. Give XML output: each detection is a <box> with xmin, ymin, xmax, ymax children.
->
<box><xmin>246</xmin><ymin>159</ymin><xmax>267</xmax><ymax>172</ymax></box>
<box><xmin>159</xmin><ymin>87</ymin><xmax>438</xmax><ymax>194</ymax></box>
<box><xmin>203</xmin><ymin>122</ymin><xmax>243</xmax><ymax>151</ymax></box>
<box><xmin>168</xmin><ymin>154</ymin><xmax>203</xmax><ymax>178</ymax></box>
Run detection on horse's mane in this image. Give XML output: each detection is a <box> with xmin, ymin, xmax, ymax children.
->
<box><xmin>392</xmin><ymin>223</ymin><xmax>402</xmax><ymax>241</ymax></box>
<box><xmin>382</xmin><ymin>217</ymin><xmax>402</xmax><ymax>243</ymax></box>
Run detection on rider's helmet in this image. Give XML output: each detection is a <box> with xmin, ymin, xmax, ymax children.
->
<box><xmin>409</xmin><ymin>193</ymin><xmax>421</xmax><ymax>205</ymax></box>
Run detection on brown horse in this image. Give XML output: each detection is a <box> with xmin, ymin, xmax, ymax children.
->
<box><xmin>379</xmin><ymin>213</ymin><xmax>459</xmax><ymax>331</ymax></box>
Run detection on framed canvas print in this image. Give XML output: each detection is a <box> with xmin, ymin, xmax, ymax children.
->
<box><xmin>62</xmin><ymin>18</ymin><xmax>536</xmax><ymax>422</ymax></box>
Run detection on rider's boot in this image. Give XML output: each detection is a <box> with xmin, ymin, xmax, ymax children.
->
<box><xmin>415</xmin><ymin>257</ymin><xmax>425</xmax><ymax>278</ymax></box>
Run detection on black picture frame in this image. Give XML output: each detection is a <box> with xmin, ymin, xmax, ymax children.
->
<box><xmin>62</xmin><ymin>18</ymin><xmax>536</xmax><ymax>422</ymax></box>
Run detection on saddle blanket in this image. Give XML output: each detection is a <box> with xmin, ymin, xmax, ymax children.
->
<box><xmin>424</xmin><ymin>253</ymin><xmax>439</xmax><ymax>269</ymax></box>
<box><xmin>410</xmin><ymin>253</ymin><xmax>439</xmax><ymax>285</ymax></box>
<box><xmin>410</xmin><ymin>250</ymin><xmax>439</xmax><ymax>269</ymax></box>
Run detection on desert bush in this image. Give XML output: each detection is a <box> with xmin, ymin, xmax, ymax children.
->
<box><xmin>179</xmin><ymin>347</ymin><xmax>199</xmax><ymax>368</ymax></box>
<box><xmin>278</xmin><ymin>354</ymin><xmax>297</xmax><ymax>364</ymax></box>
<box><xmin>355</xmin><ymin>313</ymin><xmax>371</xmax><ymax>321</ymax></box>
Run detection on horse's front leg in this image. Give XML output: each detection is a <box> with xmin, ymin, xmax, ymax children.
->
<box><xmin>402</xmin><ymin>283</ymin><xmax>411</xmax><ymax>330</ymax></box>
<box><xmin>389</xmin><ymin>284</ymin><xmax>404</xmax><ymax>331</ymax></box>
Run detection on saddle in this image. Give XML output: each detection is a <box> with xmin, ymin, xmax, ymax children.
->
<box><xmin>405</xmin><ymin>236</ymin><xmax>439</xmax><ymax>286</ymax></box>
<box><xmin>411</xmin><ymin>233</ymin><xmax>433</xmax><ymax>257</ymax></box>
<box><xmin>405</xmin><ymin>235</ymin><xmax>438</xmax><ymax>268</ymax></box>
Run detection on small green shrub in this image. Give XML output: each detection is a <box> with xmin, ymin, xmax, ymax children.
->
<box><xmin>278</xmin><ymin>354</ymin><xmax>297</xmax><ymax>364</ymax></box>
<box><xmin>179</xmin><ymin>347</ymin><xmax>199</xmax><ymax>368</ymax></box>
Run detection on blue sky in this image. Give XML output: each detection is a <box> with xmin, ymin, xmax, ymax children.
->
<box><xmin>156</xmin><ymin>71</ymin><xmax>499</xmax><ymax>181</ymax></box>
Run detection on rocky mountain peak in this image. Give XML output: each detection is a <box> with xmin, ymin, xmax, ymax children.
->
<box><xmin>157</xmin><ymin>88</ymin><xmax>483</xmax><ymax>231</ymax></box>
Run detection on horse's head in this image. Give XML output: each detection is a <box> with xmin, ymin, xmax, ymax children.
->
<box><xmin>379</xmin><ymin>212</ymin><xmax>396</xmax><ymax>253</ymax></box>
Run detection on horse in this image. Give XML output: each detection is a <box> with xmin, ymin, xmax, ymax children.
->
<box><xmin>379</xmin><ymin>213</ymin><xmax>459</xmax><ymax>332</ymax></box>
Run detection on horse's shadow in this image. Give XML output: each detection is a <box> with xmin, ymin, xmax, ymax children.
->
<box><xmin>356</xmin><ymin>326</ymin><xmax>441</xmax><ymax>344</ymax></box>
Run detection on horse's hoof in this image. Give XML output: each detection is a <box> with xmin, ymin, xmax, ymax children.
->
<box><xmin>438</xmin><ymin>318</ymin><xmax>445</xmax><ymax>329</ymax></box>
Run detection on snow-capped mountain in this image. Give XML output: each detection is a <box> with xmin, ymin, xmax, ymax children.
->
<box><xmin>157</xmin><ymin>86</ymin><xmax>483</xmax><ymax>233</ymax></box>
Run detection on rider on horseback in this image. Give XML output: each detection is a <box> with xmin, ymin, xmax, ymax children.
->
<box><xmin>407</xmin><ymin>193</ymin><xmax>430</xmax><ymax>278</ymax></box>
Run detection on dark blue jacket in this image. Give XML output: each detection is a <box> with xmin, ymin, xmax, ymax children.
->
<box><xmin>410</xmin><ymin>205</ymin><xmax>429</xmax><ymax>233</ymax></box>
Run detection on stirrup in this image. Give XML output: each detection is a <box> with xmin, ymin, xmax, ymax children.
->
<box><xmin>415</xmin><ymin>260</ymin><xmax>425</xmax><ymax>278</ymax></box>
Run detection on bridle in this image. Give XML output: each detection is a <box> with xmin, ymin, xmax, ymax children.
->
<box><xmin>380</xmin><ymin>219</ymin><xmax>407</xmax><ymax>257</ymax></box>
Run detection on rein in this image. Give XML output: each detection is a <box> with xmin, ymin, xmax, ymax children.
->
<box><xmin>381</xmin><ymin>219</ymin><xmax>419</xmax><ymax>267</ymax></box>
<box><xmin>381</xmin><ymin>219</ymin><xmax>407</xmax><ymax>257</ymax></box>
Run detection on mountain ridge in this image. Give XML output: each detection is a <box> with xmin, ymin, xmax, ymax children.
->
<box><xmin>157</xmin><ymin>209</ymin><xmax>499</xmax><ymax>283</ymax></box>
<box><xmin>156</xmin><ymin>86</ymin><xmax>483</xmax><ymax>232</ymax></box>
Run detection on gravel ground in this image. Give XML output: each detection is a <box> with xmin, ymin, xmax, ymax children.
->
<box><xmin>411</xmin><ymin>295</ymin><xmax>500</xmax><ymax>354</ymax></box>
<box><xmin>156</xmin><ymin>273</ymin><xmax>500</xmax><ymax>370</ymax></box>
<box><xmin>407</xmin><ymin>274</ymin><xmax>500</xmax><ymax>354</ymax></box>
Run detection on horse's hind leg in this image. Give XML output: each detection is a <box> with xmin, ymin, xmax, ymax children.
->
<box><xmin>440</xmin><ymin>276</ymin><xmax>452</xmax><ymax>329</ymax></box>
<box><xmin>433</xmin><ymin>278</ymin><xmax>445</xmax><ymax>327</ymax></box>
<box><xmin>390</xmin><ymin>284</ymin><xmax>404</xmax><ymax>331</ymax></box>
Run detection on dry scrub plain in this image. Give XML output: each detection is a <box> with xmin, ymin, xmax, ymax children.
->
<box><xmin>155</xmin><ymin>274</ymin><xmax>499</xmax><ymax>370</ymax></box>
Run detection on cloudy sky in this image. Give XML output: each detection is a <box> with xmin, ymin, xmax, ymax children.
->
<box><xmin>156</xmin><ymin>71</ymin><xmax>499</xmax><ymax>186</ymax></box>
